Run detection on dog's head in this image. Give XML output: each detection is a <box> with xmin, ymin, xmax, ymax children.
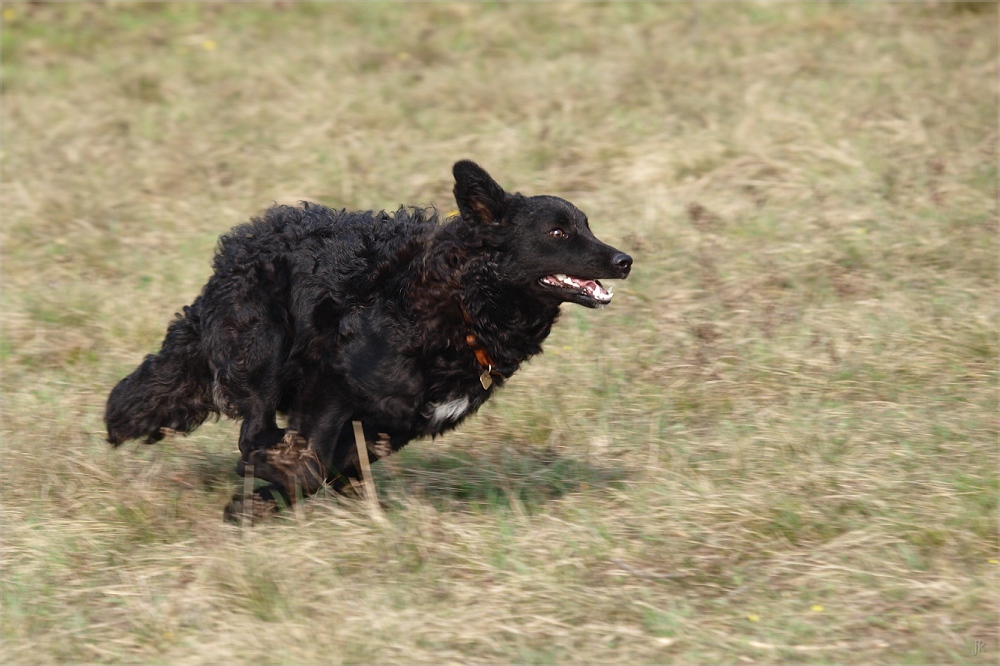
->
<box><xmin>453</xmin><ymin>160</ymin><xmax>632</xmax><ymax>308</ymax></box>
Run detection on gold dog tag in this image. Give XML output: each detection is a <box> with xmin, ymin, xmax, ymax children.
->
<box><xmin>479</xmin><ymin>369</ymin><xmax>493</xmax><ymax>390</ymax></box>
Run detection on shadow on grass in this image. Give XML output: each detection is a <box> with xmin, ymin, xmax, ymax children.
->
<box><xmin>373</xmin><ymin>444</ymin><xmax>630</xmax><ymax>514</ymax></box>
<box><xmin>179</xmin><ymin>439</ymin><xmax>630</xmax><ymax>517</ymax></box>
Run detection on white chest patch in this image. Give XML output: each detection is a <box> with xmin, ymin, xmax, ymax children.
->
<box><xmin>429</xmin><ymin>397</ymin><xmax>471</xmax><ymax>427</ymax></box>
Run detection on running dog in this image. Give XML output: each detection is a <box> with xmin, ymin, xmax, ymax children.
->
<box><xmin>105</xmin><ymin>161</ymin><xmax>632</xmax><ymax>520</ymax></box>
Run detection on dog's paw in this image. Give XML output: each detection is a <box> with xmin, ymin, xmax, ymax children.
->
<box><xmin>240</xmin><ymin>431</ymin><xmax>328</xmax><ymax>496</ymax></box>
<box><xmin>223</xmin><ymin>484</ymin><xmax>286</xmax><ymax>525</ymax></box>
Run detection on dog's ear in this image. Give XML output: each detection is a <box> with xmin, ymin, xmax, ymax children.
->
<box><xmin>453</xmin><ymin>160</ymin><xmax>508</xmax><ymax>225</ymax></box>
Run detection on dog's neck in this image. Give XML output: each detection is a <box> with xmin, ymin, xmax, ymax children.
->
<box><xmin>410</xmin><ymin>224</ymin><xmax>560</xmax><ymax>383</ymax></box>
<box><xmin>457</xmin><ymin>264</ymin><xmax>560</xmax><ymax>380</ymax></box>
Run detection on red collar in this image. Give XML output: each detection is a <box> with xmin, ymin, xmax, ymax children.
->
<box><xmin>461</xmin><ymin>306</ymin><xmax>501</xmax><ymax>390</ymax></box>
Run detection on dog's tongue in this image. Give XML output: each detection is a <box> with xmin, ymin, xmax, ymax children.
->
<box><xmin>542</xmin><ymin>274</ymin><xmax>613</xmax><ymax>302</ymax></box>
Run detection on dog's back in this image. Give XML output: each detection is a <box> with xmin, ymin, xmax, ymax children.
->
<box><xmin>107</xmin><ymin>203</ymin><xmax>439</xmax><ymax>445</ymax></box>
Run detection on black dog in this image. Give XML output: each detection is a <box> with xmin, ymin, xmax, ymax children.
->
<box><xmin>106</xmin><ymin>161</ymin><xmax>632</xmax><ymax>519</ymax></box>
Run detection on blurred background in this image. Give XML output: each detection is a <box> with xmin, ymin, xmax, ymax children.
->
<box><xmin>2</xmin><ymin>3</ymin><xmax>997</xmax><ymax>663</ymax></box>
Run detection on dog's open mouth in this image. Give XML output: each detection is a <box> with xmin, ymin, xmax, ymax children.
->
<box><xmin>539</xmin><ymin>274</ymin><xmax>613</xmax><ymax>304</ymax></box>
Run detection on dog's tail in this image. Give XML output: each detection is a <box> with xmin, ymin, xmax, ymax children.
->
<box><xmin>105</xmin><ymin>300</ymin><xmax>219</xmax><ymax>446</ymax></box>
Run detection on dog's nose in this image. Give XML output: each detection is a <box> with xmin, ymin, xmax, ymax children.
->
<box><xmin>612</xmin><ymin>252</ymin><xmax>633</xmax><ymax>276</ymax></box>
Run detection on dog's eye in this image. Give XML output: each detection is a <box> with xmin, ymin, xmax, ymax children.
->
<box><xmin>548</xmin><ymin>229</ymin><xmax>566</xmax><ymax>239</ymax></box>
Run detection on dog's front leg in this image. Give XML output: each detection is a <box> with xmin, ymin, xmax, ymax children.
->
<box><xmin>224</xmin><ymin>432</ymin><xmax>332</xmax><ymax>525</ymax></box>
<box><xmin>236</xmin><ymin>411</ymin><xmax>286</xmax><ymax>460</ymax></box>
<box><xmin>224</xmin><ymin>405</ymin><xmax>350</xmax><ymax>523</ymax></box>
<box><xmin>240</xmin><ymin>431</ymin><xmax>330</xmax><ymax>497</ymax></box>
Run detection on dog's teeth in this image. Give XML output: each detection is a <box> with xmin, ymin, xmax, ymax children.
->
<box><xmin>543</xmin><ymin>274</ymin><xmax>615</xmax><ymax>302</ymax></box>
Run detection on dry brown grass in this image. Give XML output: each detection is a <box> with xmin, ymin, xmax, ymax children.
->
<box><xmin>2</xmin><ymin>3</ymin><xmax>997</xmax><ymax>664</ymax></box>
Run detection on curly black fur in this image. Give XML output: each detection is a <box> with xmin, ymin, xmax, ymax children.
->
<box><xmin>106</xmin><ymin>161</ymin><xmax>632</xmax><ymax>512</ymax></box>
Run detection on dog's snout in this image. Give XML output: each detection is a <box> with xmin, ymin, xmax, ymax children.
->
<box><xmin>612</xmin><ymin>252</ymin><xmax>633</xmax><ymax>277</ymax></box>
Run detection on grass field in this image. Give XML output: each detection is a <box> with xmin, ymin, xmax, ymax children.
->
<box><xmin>2</xmin><ymin>3</ymin><xmax>997</xmax><ymax>664</ymax></box>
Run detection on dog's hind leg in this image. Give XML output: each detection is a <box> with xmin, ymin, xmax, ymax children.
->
<box><xmin>232</xmin><ymin>413</ymin><xmax>287</xmax><ymax>480</ymax></box>
<box><xmin>237</xmin><ymin>412</ymin><xmax>286</xmax><ymax>458</ymax></box>
<box><xmin>205</xmin><ymin>316</ymin><xmax>292</xmax><ymax>461</ymax></box>
<box><xmin>215</xmin><ymin>362</ymin><xmax>287</xmax><ymax>477</ymax></box>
